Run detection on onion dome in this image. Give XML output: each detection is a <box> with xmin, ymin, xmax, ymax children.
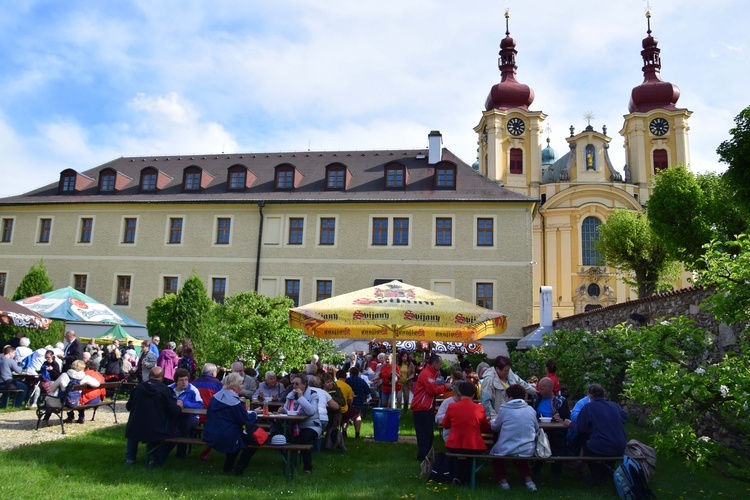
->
<box><xmin>485</xmin><ymin>10</ymin><xmax>535</xmax><ymax>111</ymax></box>
<box><xmin>628</xmin><ymin>11</ymin><xmax>680</xmax><ymax>113</ymax></box>
<box><xmin>541</xmin><ymin>138</ymin><xmax>557</xmax><ymax>166</ymax></box>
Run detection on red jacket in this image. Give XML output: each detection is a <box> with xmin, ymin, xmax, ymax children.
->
<box><xmin>411</xmin><ymin>364</ymin><xmax>445</xmax><ymax>412</ymax></box>
<box><xmin>443</xmin><ymin>397</ymin><xmax>490</xmax><ymax>451</ymax></box>
<box><xmin>380</xmin><ymin>364</ymin><xmax>401</xmax><ymax>393</ymax></box>
<box><xmin>80</xmin><ymin>369</ymin><xmax>106</xmax><ymax>405</ymax></box>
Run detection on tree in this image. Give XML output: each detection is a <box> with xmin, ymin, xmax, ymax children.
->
<box><xmin>596</xmin><ymin>208</ymin><xmax>680</xmax><ymax>298</ymax></box>
<box><xmin>170</xmin><ymin>273</ymin><xmax>216</xmax><ymax>356</ymax></box>
<box><xmin>145</xmin><ymin>293</ymin><xmax>178</xmax><ymax>344</ymax></box>
<box><xmin>212</xmin><ymin>291</ymin><xmax>339</xmax><ymax>372</ymax></box>
<box><xmin>717</xmin><ymin>105</ymin><xmax>750</xmax><ymax>216</ymax></box>
<box><xmin>648</xmin><ymin>165</ymin><xmax>748</xmax><ymax>267</ymax></box>
<box><xmin>11</xmin><ymin>261</ymin><xmax>54</xmax><ymax>301</ymax></box>
<box><xmin>694</xmin><ymin>234</ymin><xmax>750</xmax><ymax>325</ymax></box>
<box><xmin>1</xmin><ymin>261</ymin><xmax>62</xmax><ymax>348</ymax></box>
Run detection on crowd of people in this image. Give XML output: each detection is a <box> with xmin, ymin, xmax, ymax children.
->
<box><xmin>3</xmin><ymin>331</ymin><xmax>629</xmax><ymax>488</ymax></box>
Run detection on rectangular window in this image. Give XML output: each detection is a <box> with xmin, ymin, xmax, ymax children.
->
<box><xmin>229</xmin><ymin>170</ymin><xmax>246</xmax><ymax>189</ymax></box>
<box><xmin>288</xmin><ymin>218</ymin><xmax>304</xmax><ymax>245</ymax></box>
<box><xmin>38</xmin><ymin>218</ymin><xmax>52</xmax><ymax>243</ymax></box>
<box><xmin>185</xmin><ymin>172</ymin><xmax>201</xmax><ymax>191</ymax></box>
<box><xmin>2</xmin><ymin>218</ymin><xmax>13</xmax><ymax>243</ymax></box>
<box><xmin>393</xmin><ymin>217</ymin><xmax>409</xmax><ymax>245</ymax></box>
<box><xmin>216</xmin><ymin>218</ymin><xmax>231</xmax><ymax>244</ymax></box>
<box><xmin>169</xmin><ymin>217</ymin><xmax>183</xmax><ymax>244</ymax></box>
<box><xmin>327</xmin><ymin>170</ymin><xmax>344</xmax><ymax>189</ymax></box>
<box><xmin>436</xmin><ymin>167</ymin><xmax>456</xmax><ymax>188</ymax></box>
<box><xmin>477</xmin><ymin>218</ymin><xmax>494</xmax><ymax>246</ymax></box>
<box><xmin>0</xmin><ymin>272</ymin><xmax>6</xmax><ymax>296</ymax></box>
<box><xmin>79</xmin><ymin>218</ymin><xmax>93</xmax><ymax>243</ymax></box>
<box><xmin>510</xmin><ymin>148</ymin><xmax>523</xmax><ymax>174</ymax></box>
<box><xmin>101</xmin><ymin>174</ymin><xmax>115</xmax><ymax>192</ymax></box>
<box><xmin>123</xmin><ymin>218</ymin><xmax>137</xmax><ymax>244</ymax></box>
<box><xmin>435</xmin><ymin>217</ymin><xmax>452</xmax><ymax>246</ymax></box>
<box><xmin>372</xmin><ymin>217</ymin><xmax>388</xmax><ymax>245</ymax></box>
<box><xmin>277</xmin><ymin>170</ymin><xmax>294</xmax><ymax>189</ymax></box>
<box><xmin>476</xmin><ymin>283</ymin><xmax>493</xmax><ymax>309</ymax></box>
<box><xmin>653</xmin><ymin>149</ymin><xmax>668</xmax><ymax>173</ymax></box>
<box><xmin>386</xmin><ymin>167</ymin><xmax>404</xmax><ymax>188</ymax></box>
<box><xmin>285</xmin><ymin>279</ymin><xmax>300</xmax><ymax>306</ymax></box>
<box><xmin>61</xmin><ymin>175</ymin><xmax>76</xmax><ymax>193</ymax></box>
<box><xmin>316</xmin><ymin>280</ymin><xmax>332</xmax><ymax>301</ymax></box>
<box><xmin>164</xmin><ymin>277</ymin><xmax>179</xmax><ymax>295</ymax></box>
<box><xmin>116</xmin><ymin>276</ymin><xmax>131</xmax><ymax>305</ymax></box>
<box><xmin>212</xmin><ymin>278</ymin><xmax>226</xmax><ymax>303</ymax></box>
<box><xmin>142</xmin><ymin>172</ymin><xmax>157</xmax><ymax>191</ymax></box>
<box><xmin>319</xmin><ymin>218</ymin><xmax>335</xmax><ymax>245</ymax></box>
<box><xmin>73</xmin><ymin>274</ymin><xmax>87</xmax><ymax>294</ymax></box>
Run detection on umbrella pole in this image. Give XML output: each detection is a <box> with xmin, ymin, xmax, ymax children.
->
<box><xmin>392</xmin><ymin>329</ymin><xmax>397</xmax><ymax>410</ymax></box>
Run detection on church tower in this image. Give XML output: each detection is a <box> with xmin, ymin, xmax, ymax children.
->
<box><xmin>620</xmin><ymin>10</ymin><xmax>692</xmax><ymax>203</ymax></box>
<box><xmin>474</xmin><ymin>9</ymin><xmax>546</xmax><ymax>198</ymax></box>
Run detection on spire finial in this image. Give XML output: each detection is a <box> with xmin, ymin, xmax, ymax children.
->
<box><xmin>645</xmin><ymin>1</ymin><xmax>652</xmax><ymax>35</ymax></box>
<box><xmin>505</xmin><ymin>6</ymin><xmax>510</xmax><ymax>36</ymax></box>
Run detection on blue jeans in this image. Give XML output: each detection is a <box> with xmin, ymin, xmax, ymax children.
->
<box><xmin>0</xmin><ymin>380</ymin><xmax>28</xmax><ymax>407</ymax></box>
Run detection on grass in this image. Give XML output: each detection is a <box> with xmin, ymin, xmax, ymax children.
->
<box><xmin>0</xmin><ymin>410</ymin><xmax>748</xmax><ymax>499</ymax></box>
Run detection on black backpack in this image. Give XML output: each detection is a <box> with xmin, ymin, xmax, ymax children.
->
<box><xmin>614</xmin><ymin>455</ymin><xmax>654</xmax><ymax>500</ymax></box>
<box><xmin>178</xmin><ymin>357</ymin><xmax>195</xmax><ymax>378</ymax></box>
<box><xmin>429</xmin><ymin>452</ymin><xmax>454</xmax><ymax>483</ymax></box>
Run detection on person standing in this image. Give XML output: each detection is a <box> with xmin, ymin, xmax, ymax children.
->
<box><xmin>157</xmin><ymin>341</ymin><xmax>179</xmax><ymax>385</ymax></box>
<box><xmin>124</xmin><ymin>366</ymin><xmax>183</xmax><ymax>466</ymax></box>
<box><xmin>378</xmin><ymin>354</ymin><xmax>400</xmax><ymax>408</ymax></box>
<box><xmin>138</xmin><ymin>340</ymin><xmax>158</xmax><ymax>383</ymax></box>
<box><xmin>412</xmin><ymin>354</ymin><xmax>452</xmax><ymax>467</ymax></box>
<box><xmin>395</xmin><ymin>350</ymin><xmax>415</xmax><ymax>412</ymax></box>
<box><xmin>59</xmin><ymin>330</ymin><xmax>83</xmax><ymax>372</ymax></box>
<box><xmin>149</xmin><ymin>336</ymin><xmax>160</xmax><ymax>357</ymax></box>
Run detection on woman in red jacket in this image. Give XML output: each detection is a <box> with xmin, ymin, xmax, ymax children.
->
<box><xmin>442</xmin><ymin>380</ymin><xmax>490</xmax><ymax>485</ymax></box>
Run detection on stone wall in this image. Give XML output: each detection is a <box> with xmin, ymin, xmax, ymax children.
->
<box><xmin>522</xmin><ymin>286</ymin><xmax>745</xmax><ymax>353</ymax></box>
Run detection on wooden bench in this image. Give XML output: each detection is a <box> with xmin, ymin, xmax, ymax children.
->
<box><xmin>0</xmin><ymin>388</ymin><xmax>24</xmax><ymax>408</ymax></box>
<box><xmin>444</xmin><ymin>451</ymin><xmax>622</xmax><ymax>491</ymax></box>
<box><xmin>162</xmin><ymin>436</ymin><xmax>313</xmax><ymax>480</ymax></box>
<box><xmin>35</xmin><ymin>381</ymin><xmax>123</xmax><ymax>434</ymax></box>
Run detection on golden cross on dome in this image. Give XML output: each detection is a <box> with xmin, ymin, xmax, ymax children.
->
<box><xmin>583</xmin><ymin>112</ymin><xmax>595</xmax><ymax>127</ymax></box>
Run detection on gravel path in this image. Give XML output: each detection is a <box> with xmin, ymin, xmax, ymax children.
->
<box><xmin>0</xmin><ymin>403</ymin><xmax>128</xmax><ymax>451</ymax></box>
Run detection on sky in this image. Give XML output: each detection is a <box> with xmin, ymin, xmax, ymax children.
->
<box><xmin>0</xmin><ymin>0</ymin><xmax>747</xmax><ymax>198</ymax></box>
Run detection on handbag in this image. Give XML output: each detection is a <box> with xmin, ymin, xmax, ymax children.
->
<box><xmin>244</xmin><ymin>424</ymin><xmax>269</xmax><ymax>446</ymax></box>
<box><xmin>535</xmin><ymin>428</ymin><xmax>552</xmax><ymax>458</ymax></box>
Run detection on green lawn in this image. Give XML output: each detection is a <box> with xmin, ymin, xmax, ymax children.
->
<box><xmin>0</xmin><ymin>411</ymin><xmax>748</xmax><ymax>499</ymax></box>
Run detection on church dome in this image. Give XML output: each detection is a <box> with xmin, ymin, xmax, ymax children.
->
<box><xmin>628</xmin><ymin>12</ymin><xmax>680</xmax><ymax>113</ymax></box>
<box><xmin>485</xmin><ymin>11</ymin><xmax>535</xmax><ymax>111</ymax></box>
<box><xmin>541</xmin><ymin>139</ymin><xmax>557</xmax><ymax>165</ymax></box>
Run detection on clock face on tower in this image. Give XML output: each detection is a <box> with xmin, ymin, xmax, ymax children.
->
<box><xmin>506</xmin><ymin>117</ymin><xmax>525</xmax><ymax>136</ymax></box>
<box><xmin>649</xmin><ymin>117</ymin><xmax>670</xmax><ymax>136</ymax></box>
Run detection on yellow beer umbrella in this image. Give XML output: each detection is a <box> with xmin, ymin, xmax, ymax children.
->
<box><xmin>289</xmin><ymin>281</ymin><xmax>507</xmax><ymax>407</ymax></box>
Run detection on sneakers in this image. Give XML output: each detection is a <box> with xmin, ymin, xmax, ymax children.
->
<box><xmin>525</xmin><ymin>481</ymin><xmax>537</xmax><ymax>492</ymax></box>
<box><xmin>499</xmin><ymin>482</ymin><xmax>511</xmax><ymax>490</ymax></box>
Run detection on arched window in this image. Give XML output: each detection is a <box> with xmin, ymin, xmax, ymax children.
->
<box><xmin>275</xmin><ymin>165</ymin><xmax>296</xmax><ymax>190</ymax></box>
<box><xmin>227</xmin><ymin>165</ymin><xmax>248</xmax><ymax>191</ymax></box>
<box><xmin>140</xmin><ymin>167</ymin><xmax>158</xmax><ymax>192</ymax></box>
<box><xmin>326</xmin><ymin>164</ymin><xmax>347</xmax><ymax>190</ymax></box>
<box><xmin>509</xmin><ymin>148</ymin><xmax>523</xmax><ymax>174</ymax></box>
<box><xmin>384</xmin><ymin>163</ymin><xmax>406</xmax><ymax>188</ymax></box>
<box><xmin>581</xmin><ymin>216</ymin><xmax>603</xmax><ymax>266</ymax></box>
<box><xmin>653</xmin><ymin>149</ymin><xmax>668</xmax><ymax>174</ymax></box>
<box><xmin>183</xmin><ymin>166</ymin><xmax>203</xmax><ymax>192</ymax></box>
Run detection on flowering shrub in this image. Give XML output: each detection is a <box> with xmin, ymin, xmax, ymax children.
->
<box><xmin>624</xmin><ymin>316</ymin><xmax>750</xmax><ymax>480</ymax></box>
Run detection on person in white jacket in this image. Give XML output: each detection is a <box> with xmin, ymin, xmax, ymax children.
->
<box><xmin>43</xmin><ymin>359</ymin><xmax>100</xmax><ymax>425</ymax></box>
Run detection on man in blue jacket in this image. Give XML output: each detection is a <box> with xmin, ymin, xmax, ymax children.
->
<box><xmin>573</xmin><ymin>383</ymin><xmax>628</xmax><ymax>481</ymax></box>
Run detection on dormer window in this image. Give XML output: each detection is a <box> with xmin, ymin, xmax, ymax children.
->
<box><xmin>275</xmin><ymin>165</ymin><xmax>296</xmax><ymax>190</ymax></box>
<box><xmin>140</xmin><ymin>168</ymin><xmax>158</xmax><ymax>192</ymax></box>
<box><xmin>60</xmin><ymin>173</ymin><xmax>76</xmax><ymax>194</ymax></box>
<box><xmin>326</xmin><ymin>164</ymin><xmax>348</xmax><ymax>190</ymax></box>
<box><xmin>434</xmin><ymin>163</ymin><xmax>456</xmax><ymax>189</ymax></box>
<box><xmin>226</xmin><ymin>165</ymin><xmax>255</xmax><ymax>192</ymax></box>
<box><xmin>183</xmin><ymin>167</ymin><xmax>202</xmax><ymax>192</ymax></box>
<box><xmin>99</xmin><ymin>169</ymin><xmax>117</xmax><ymax>193</ymax></box>
<box><xmin>385</xmin><ymin>164</ymin><xmax>407</xmax><ymax>189</ymax></box>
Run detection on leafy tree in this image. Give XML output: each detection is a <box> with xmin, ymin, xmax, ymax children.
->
<box><xmin>717</xmin><ymin>105</ymin><xmax>750</xmax><ymax>216</ymax></box>
<box><xmin>0</xmin><ymin>261</ymin><xmax>61</xmax><ymax>348</ymax></box>
<box><xmin>170</xmin><ymin>273</ymin><xmax>216</xmax><ymax>357</ymax></box>
<box><xmin>625</xmin><ymin>317</ymin><xmax>750</xmax><ymax>481</ymax></box>
<box><xmin>11</xmin><ymin>261</ymin><xmax>54</xmax><ymax>301</ymax></box>
<box><xmin>596</xmin><ymin>208</ymin><xmax>680</xmax><ymax>297</ymax></box>
<box><xmin>648</xmin><ymin>166</ymin><xmax>748</xmax><ymax>266</ymax></box>
<box><xmin>694</xmin><ymin>234</ymin><xmax>750</xmax><ymax>325</ymax></box>
<box><xmin>212</xmin><ymin>291</ymin><xmax>338</xmax><ymax>372</ymax></box>
<box><xmin>145</xmin><ymin>293</ymin><xmax>178</xmax><ymax>344</ymax></box>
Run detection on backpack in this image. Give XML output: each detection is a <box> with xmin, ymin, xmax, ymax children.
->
<box><xmin>178</xmin><ymin>357</ymin><xmax>196</xmax><ymax>379</ymax></box>
<box><xmin>428</xmin><ymin>452</ymin><xmax>454</xmax><ymax>483</ymax></box>
<box><xmin>614</xmin><ymin>455</ymin><xmax>654</xmax><ymax>500</ymax></box>
<box><xmin>64</xmin><ymin>379</ymin><xmax>82</xmax><ymax>408</ymax></box>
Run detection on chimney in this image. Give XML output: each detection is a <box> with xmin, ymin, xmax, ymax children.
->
<box><xmin>428</xmin><ymin>130</ymin><xmax>442</xmax><ymax>164</ymax></box>
<box><xmin>539</xmin><ymin>286</ymin><xmax>553</xmax><ymax>327</ymax></box>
